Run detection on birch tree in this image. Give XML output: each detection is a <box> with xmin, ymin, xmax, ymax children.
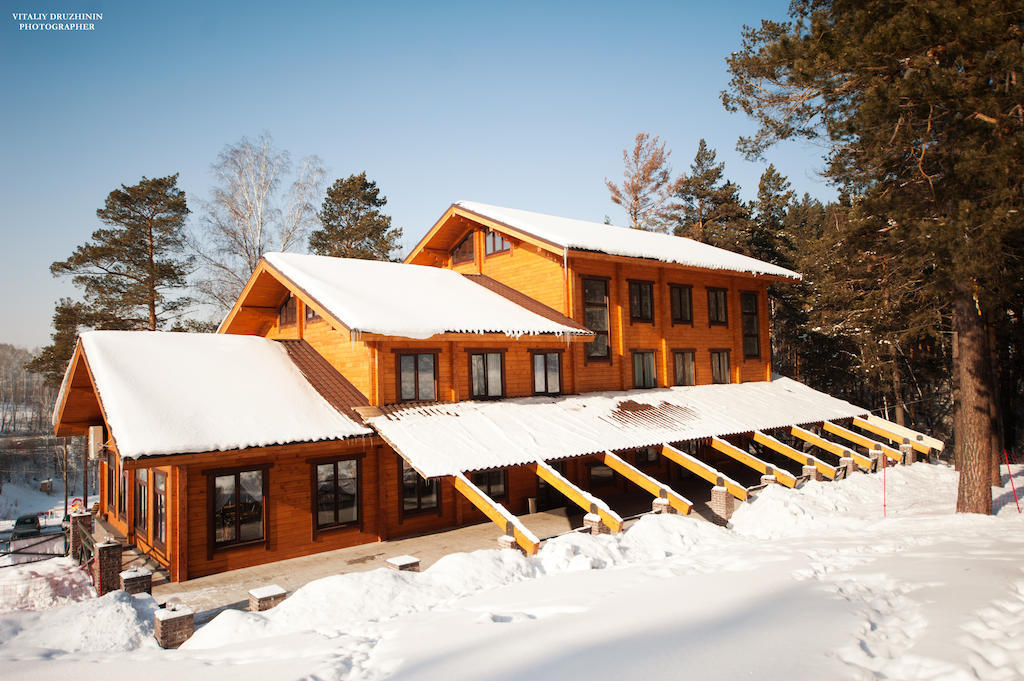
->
<box><xmin>605</xmin><ymin>133</ymin><xmax>680</xmax><ymax>232</ymax></box>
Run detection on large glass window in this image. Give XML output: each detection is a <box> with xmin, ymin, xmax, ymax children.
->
<box><xmin>106</xmin><ymin>451</ymin><xmax>114</xmax><ymax>512</ymax></box>
<box><xmin>315</xmin><ymin>459</ymin><xmax>359</xmax><ymax>529</ymax></box>
<box><xmin>670</xmin><ymin>285</ymin><xmax>693</xmax><ymax>324</ymax></box>
<box><xmin>134</xmin><ymin>469</ymin><xmax>147</xmax><ymax>537</ymax></box>
<box><xmin>471</xmin><ymin>469</ymin><xmax>507</xmax><ymax>500</ymax></box>
<box><xmin>401</xmin><ymin>458</ymin><xmax>439</xmax><ymax>514</ymax></box>
<box><xmin>452</xmin><ymin>233</ymin><xmax>475</xmax><ymax>264</ymax></box>
<box><xmin>632</xmin><ymin>351</ymin><xmax>656</xmax><ymax>389</ymax></box>
<box><xmin>582</xmin><ymin>278</ymin><xmax>610</xmax><ymax>360</ymax></box>
<box><xmin>711</xmin><ymin>350</ymin><xmax>731</xmax><ymax>384</ymax></box>
<box><xmin>741</xmin><ymin>292</ymin><xmax>761</xmax><ymax>358</ymax></box>
<box><xmin>532</xmin><ymin>352</ymin><xmax>561</xmax><ymax>395</ymax></box>
<box><xmin>485</xmin><ymin>231</ymin><xmax>510</xmax><ymax>255</ymax></box>
<box><xmin>707</xmin><ymin>288</ymin><xmax>728</xmax><ymax>325</ymax></box>
<box><xmin>279</xmin><ymin>294</ymin><xmax>297</xmax><ymax>327</ymax></box>
<box><xmin>118</xmin><ymin>464</ymin><xmax>127</xmax><ymax>519</ymax></box>
<box><xmin>399</xmin><ymin>353</ymin><xmax>436</xmax><ymax>402</ymax></box>
<box><xmin>628</xmin><ymin>281</ymin><xmax>654</xmax><ymax>323</ymax></box>
<box><xmin>635</xmin><ymin>447</ymin><xmax>660</xmax><ymax>467</ymax></box>
<box><xmin>673</xmin><ymin>350</ymin><xmax>696</xmax><ymax>386</ymax></box>
<box><xmin>153</xmin><ymin>471</ymin><xmax>167</xmax><ymax>549</ymax></box>
<box><xmin>470</xmin><ymin>352</ymin><xmax>504</xmax><ymax>399</ymax></box>
<box><xmin>588</xmin><ymin>462</ymin><xmax>615</xmax><ymax>487</ymax></box>
<box><xmin>212</xmin><ymin>469</ymin><xmax>265</xmax><ymax>547</ymax></box>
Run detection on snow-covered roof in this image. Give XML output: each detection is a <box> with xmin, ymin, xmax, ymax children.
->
<box><xmin>73</xmin><ymin>331</ymin><xmax>372</xmax><ymax>459</ymax></box>
<box><xmin>455</xmin><ymin>201</ymin><xmax>801</xmax><ymax>281</ymax></box>
<box><xmin>366</xmin><ymin>378</ymin><xmax>866</xmax><ymax>478</ymax></box>
<box><xmin>263</xmin><ymin>252</ymin><xmax>591</xmax><ymax>340</ymax></box>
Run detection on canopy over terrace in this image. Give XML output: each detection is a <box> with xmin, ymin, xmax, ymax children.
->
<box><xmin>364</xmin><ymin>377</ymin><xmax>869</xmax><ymax>479</ymax></box>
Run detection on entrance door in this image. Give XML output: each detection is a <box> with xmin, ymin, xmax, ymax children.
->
<box><xmin>536</xmin><ymin>459</ymin><xmax>567</xmax><ymax>511</ymax></box>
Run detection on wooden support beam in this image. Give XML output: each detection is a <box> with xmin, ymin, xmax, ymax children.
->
<box><xmin>451</xmin><ymin>473</ymin><xmax>539</xmax><ymax>554</ymax></box>
<box><xmin>527</xmin><ymin>461</ymin><xmax>623</xmax><ymax>532</ymax></box>
<box><xmin>853</xmin><ymin>415</ymin><xmax>942</xmax><ymax>454</ymax></box>
<box><xmin>823</xmin><ymin>421</ymin><xmax>902</xmax><ymax>462</ymax></box>
<box><xmin>659</xmin><ymin>444</ymin><xmax>747</xmax><ymax>501</ymax></box>
<box><xmin>599</xmin><ymin>451</ymin><xmax>692</xmax><ymax>514</ymax></box>
<box><xmin>790</xmin><ymin>426</ymin><xmax>872</xmax><ymax>470</ymax></box>
<box><xmin>753</xmin><ymin>431</ymin><xmax>837</xmax><ymax>480</ymax></box>
<box><xmin>709</xmin><ymin>437</ymin><xmax>798</xmax><ymax>488</ymax></box>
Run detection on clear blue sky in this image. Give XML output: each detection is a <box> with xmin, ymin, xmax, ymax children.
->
<box><xmin>0</xmin><ymin>0</ymin><xmax>833</xmax><ymax>349</ymax></box>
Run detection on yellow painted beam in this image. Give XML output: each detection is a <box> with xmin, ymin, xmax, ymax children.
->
<box><xmin>451</xmin><ymin>473</ymin><xmax>540</xmax><ymax>554</ymax></box>
<box><xmin>824</xmin><ymin>421</ymin><xmax>902</xmax><ymax>462</ymax></box>
<box><xmin>752</xmin><ymin>431</ymin><xmax>837</xmax><ymax>480</ymax></box>
<box><xmin>854</xmin><ymin>415</ymin><xmax>942</xmax><ymax>454</ymax></box>
<box><xmin>660</xmin><ymin>444</ymin><xmax>748</xmax><ymax>501</ymax></box>
<box><xmin>791</xmin><ymin>426</ymin><xmax>873</xmax><ymax>470</ymax></box>
<box><xmin>528</xmin><ymin>461</ymin><xmax>623</xmax><ymax>532</ymax></box>
<box><xmin>710</xmin><ymin>437</ymin><xmax>798</xmax><ymax>488</ymax></box>
<box><xmin>600</xmin><ymin>451</ymin><xmax>693</xmax><ymax>514</ymax></box>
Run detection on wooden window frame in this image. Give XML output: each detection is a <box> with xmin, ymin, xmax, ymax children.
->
<box><xmin>707</xmin><ymin>287</ymin><xmax>729</xmax><ymax>326</ymax></box>
<box><xmin>627</xmin><ymin>280</ymin><xmax>655</xmax><ymax>324</ymax></box>
<box><xmin>204</xmin><ymin>464</ymin><xmax>271</xmax><ymax>559</ymax></box>
<box><xmin>669</xmin><ymin>284</ymin><xmax>693</xmax><ymax>325</ymax></box>
<box><xmin>634</xmin><ymin>447</ymin><xmax>660</xmax><ymax>468</ymax></box>
<box><xmin>470</xmin><ymin>468</ymin><xmax>508</xmax><ymax>501</ymax></box>
<box><xmin>451</xmin><ymin>232</ymin><xmax>475</xmax><ymax>264</ymax></box>
<box><xmin>279</xmin><ymin>294</ymin><xmax>297</xmax><ymax>328</ymax></box>
<box><xmin>710</xmin><ymin>349</ymin><xmax>731</xmax><ymax>384</ymax></box>
<box><xmin>152</xmin><ymin>470</ymin><xmax>167</xmax><ymax>551</ymax></box>
<box><xmin>531</xmin><ymin>349</ymin><xmax>563</xmax><ymax>395</ymax></box>
<box><xmin>105</xmin><ymin>450</ymin><xmax>115</xmax><ymax>514</ymax></box>
<box><xmin>581</xmin><ymin>276</ymin><xmax>612</xmax><ymax>362</ymax></box>
<box><xmin>484</xmin><ymin>230</ymin><xmax>511</xmax><ymax>256</ymax></box>
<box><xmin>399</xmin><ymin>456</ymin><xmax>442</xmax><ymax>518</ymax></box>
<box><xmin>309</xmin><ymin>454</ymin><xmax>363</xmax><ymax>539</ymax></box>
<box><xmin>631</xmin><ymin>349</ymin><xmax>657</xmax><ymax>389</ymax></box>
<box><xmin>134</xmin><ymin>468</ymin><xmax>148</xmax><ymax>539</ymax></box>
<box><xmin>305</xmin><ymin>303</ymin><xmax>321</xmax><ymax>324</ymax></box>
<box><xmin>672</xmin><ymin>348</ymin><xmax>697</xmax><ymax>386</ymax></box>
<box><xmin>117</xmin><ymin>461</ymin><xmax>127</xmax><ymax>520</ymax></box>
<box><xmin>396</xmin><ymin>352</ymin><xmax>439</xmax><ymax>403</ymax></box>
<box><xmin>588</xmin><ymin>461</ymin><xmax>616</xmax><ymax>488</ymax></box>
<box><xmin>740</xmin><ymin>291</ymin><xmax>761</xmax><ymax>359</ymax></box>
<box><xmin>467</xmin><ymin>349</ymin><xmax>506</xmax><ymax>400</ymax></box>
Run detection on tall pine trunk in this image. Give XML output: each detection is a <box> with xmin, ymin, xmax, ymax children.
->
<box><xmin>953</xmin><ymin>289</ymin><xmax>994</xmax><ymax>514</ymax></box>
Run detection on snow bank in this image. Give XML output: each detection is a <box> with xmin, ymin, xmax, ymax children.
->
<box><xmin>0</xmin><ymin>558</ymin><xmax>94</xmax><ymax>613</ymax></box>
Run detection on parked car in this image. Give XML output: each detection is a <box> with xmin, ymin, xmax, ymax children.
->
<box><xmin>11</xmin><ymin>514</ymin><xmax>41</xmax><ymax>539</ymax></box>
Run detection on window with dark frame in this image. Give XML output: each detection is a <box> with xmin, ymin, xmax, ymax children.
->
<box><xmin>628</xmin><ymin>281</ymin><xmax>654</xmax><ymax>323</ymax></box>
<box><xmin>212</xmin><ymin>469</ymin><xmax>265</xmax><ymax>547</ymax></box>
<box><xmin>707</xmin><ymin>288</ymin><xmax>728</xmax><ymax>325</ymax></box>
<box><xmin>305</xmin><ymin>303</ymin><xmax>321</xmax><ymax>323</ymax></box>
<box><xmin>118</xmin><ymin>464</ymin><xmax>127</xmax><ymax>519</ymax></box>
<box><xmin>470</xmin><ymin>352</ymin><xmax>504</xmax><ymax>399</ymax></box>
<box><xmin>452</xmin><ymin>233</ymin><xmax>475</xmax><ymax>264</ymax></box>
<box><xmin>398</xmin><ymin>353</ymin><xmax>437</xmax><ymax>402</ymax></box>
<box><xmin>635</xmin><ymin>447</ymin><xmax>660</xmax><ymax>467</ymax></box>
<box><xmin>470</xmin><ymin>469</ymin><xmax>507</xmax><ymax>500</ymax></box>
<box><xmin>588</xmin><ymin>462</ymin><xmax>615</xmax><ymax>487</ymax></box>
<box><xmin>315</xmin><ymin>458</ymin><xmax>359</xmax><ymax>529</ymax></box>
<box><xmin>279</xmin><ymin>295</ymin><xmax>297</xmax><ymax>327</ymax></box>
<box><xmin>106</xmin><ymin>451</ymin><xmax>114</xmax><ymax>512</ymax></box>
<box><xmin>532</xmin><ymin>352</ymin><xmax>561</xmax><ymax>395</ymax></box>
<box><xmin>673</xmin><ymin>350</ymin><xmax>696</xmax><ymax>386</ymax></box>
<box><xmin>582</xmin><ymin>278</ymin><xmax>610</xmax><ymax>359</ymax></box>
<box><xmin>632</xmin><ymin>351</ymin><xmax>657</xmax><ymax>389</ymax></box>
<box><xmin>670</xmin><ymin>285</ymin><xmax>693</xmax><ymax>324</ymax></box>
<box><xmin>484</xmin><ymin>231</ymin><xmax>510</xmax><ymax>255</ymax></box>
<box><xmin>711</xmin><ymin>350</ymin><xmax>731</xmax><ymax>384</ymax></box>
<box><xmin>153</xmin><ymin>471</ymin><xmax>167</xmax><ymax>549</ymax></box>
<box><xmin>401</xmin><ymin>458</ymin><xmax>439</xmax><ymax>514</ymax></box>
<box><xmin>741</xmin><ymin>292</ymin><xmax>761</xmax><ymax>358</ymax></box>
<box><xmin>134</xmin><ymin>469</ymin><xmax>147</xmax><ymax>537</ymax></box>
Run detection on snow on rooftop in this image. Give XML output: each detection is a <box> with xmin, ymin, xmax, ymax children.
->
<box><xmin>76</xmin><ymin>331</ymin><xmax>372</xmax><ymax>459</ymax></box>
<box><xmin>263</xmin><ymin>252</ymin><xmax>590</xmax><ymax>340</ymax></box>
<box><xmin>366</xmin><ymin>378</ymin><xmax>866</xmax><ymax>478</ymax></box>
<box><xmin>456</xmin><ymin>201</ymin><xmax>801</xmax><ymax>280</ymax></box>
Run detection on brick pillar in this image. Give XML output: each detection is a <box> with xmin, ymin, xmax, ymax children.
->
<box><xmin>870</xmin><ymin>449</ymin><xmax>883</xmax><ymax>472</ymax></box>
<box><xmin>839</xmin><ymin>457</ymin><xmax>856</xmax><ymax>478</ymax></box>
<box><xmin>761</xmin><ymin>474</ymin><xmax>777</xmax><ymax>486</ymax></box>
<box><xmin>708</xmin><ymin>486</ymin><xmax>735</xmax><ymax>526</ymax></box>
<box><xmin>583</xmin><ymin>512</ymin><xmax>611</xmax><ymax>535</ymax></box>
<box><xmin>120</xmin><ymin>568</ymin><xmax>152</xmax><ymax>595</ymax></box>
<box><xmin>69</xmin><ymin>511</ymin><xmax>92</xmax><ymax>563</ymax></box>
<box><xmin>900</xmin><ymin>443</ymin><xmax>915</xmax><ymax>465</ymax></box>
<box><xmin>154</xmin><ymin>604</ymin><xmax>194</xmax><ymax>648</ymax></box>
<box><xmin>248</xmin><ymin>585</ymin><xmax>287</xmax><ymax>612</ymax></box>
<box><xmin>802</xmin><ymin>465</ymin><xmax>823</xmax><ymax>482</ymax></box>
<box><xmin>497</xmin><ymin>534</ymin><xmax>527</xmax><ymax>553</ymax></box>
<box><xmin>652</xmin><ymin>497</ymin><xmax>676</xmax><ymax>514</ymax></box>
<box><xmin>92</xmin><ymin>541</ymin><xmax>122</xmax><ymax>596</ymax></box>
<box><xmin>386</xmin><ymin>555</ymin><xmax>421</xmax><ymax>571</ymax></box>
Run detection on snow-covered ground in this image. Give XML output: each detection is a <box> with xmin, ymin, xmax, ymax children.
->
<box><xmin>1</xmin><ymin>463</ymin><xmax>1023</xmax><ymax>681</ymax></box>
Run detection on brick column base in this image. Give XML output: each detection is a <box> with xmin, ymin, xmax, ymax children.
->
<box><xmin>497</xmin><ymin>535</ymin><xmax>527</xmax><ymax>553</ymax></box>
<box><xmin>839</xmin><ymin>457</ymin><xmax>856</xmax><ymax>478</ymax></box>
<box><xmin>900</xmin><ymin>443</ymin><xmax>915</xmax><ymax>465</ymax></box>
<box><xmin>760</xmin><ymin>474</ymin><xmax>777</xmax><ymax>486</ymax></box>
<box><xmin>154</xmin><ymin>604</ymin><xmax>194</xmax><ymax>648</ymax></box>
<box><xmin>120</xmin><ymin>568</ymin><xmax>152</xmax><ymax>595</ymax></box>
<box><xmin>802</xmin><ymin>465</ymin><xmax>823</xmax><ymax>482</ymax></box>
<box><xmin>386</xmin><ymin>555</ymin><xmax>421</xmax><ymax>572</ymax></box>
<box><xmin>248</xmin><ymin>585</ymin><xmax>287</xmax><ymax>612</ymax></box>
<box><xmin>652</xmin><ymin>498</ymin><xmax>677</xmax><ymax>514</ymax></box>
<box><xmin>92</xmin><ymin>541</ymin><xmax>122</xmax><ymax>596</ymax></box>
<box><xmin>708</xmin><ymin>486</ymin><xmax>735</xmax><ymax>526</ymax></box>
<box><xmin>583</xmin><ymin>512</ymin><xmax>611</xmax><ymax>535</ymax></box>
<box><xmin>69</xmin><ymin>511</ymin><xmax>92</xmax><ymax>563</ymax></box>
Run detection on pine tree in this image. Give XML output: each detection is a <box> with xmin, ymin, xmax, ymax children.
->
<box><xmin>605</xmin><ymin>133</ymin><xmax>680</xmax><ymax>232</ymax></box>
<box><xmin>309</xmin><ymin>173</ymin><xmax>403</xmax><ymax>261</ymax></box>
<box><xmin>674</xmin><ymin>139</ymin><xmax>748</xmax><ymax>245</ymax></box>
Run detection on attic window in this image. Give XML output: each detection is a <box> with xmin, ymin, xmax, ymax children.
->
<box><xmin>452</xmin><ymin>233</ymin><xmax>475</xmax><ymax>264</ymax></box>
<box><xmin>279</xmin><ymin>295</ymin><xmax>297</xmax><ymax>327</ymax></box>
<box><xmin>305</xmin><ymin>304</ymin><xmax>321</xmax><ymax>323</ymax></box>
<box><xmin>485</xmin><ymin>231</ymin><xmax>510</xmax><ymax>255</ymax></box>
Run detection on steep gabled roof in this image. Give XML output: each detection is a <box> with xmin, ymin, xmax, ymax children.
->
<box><xmin>53</xmin><ymin>331</ymin><xmax>372</xmax><ymax>459</ymax></box>
<box><xmin>260</xmin><ymin>252</ymin><xmax>592</xmax><ymax>340</ymax></box>
<box><xmin>408</xmin><ymin>201</ymin><xmax>801</xmax><ymax>281</ymax></box>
